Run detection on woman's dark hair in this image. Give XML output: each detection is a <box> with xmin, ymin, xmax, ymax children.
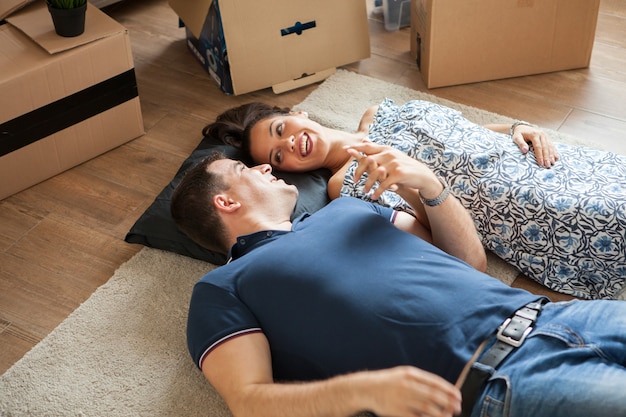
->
<box><xmin>170</xmin><ymin>151</ymin><xmax>232</xmax><ymax>254</ymax></box>
<box><xmin>202</xmin><ymin>102</ymin><xmax>291</xmax><ymax>155</ymax></box>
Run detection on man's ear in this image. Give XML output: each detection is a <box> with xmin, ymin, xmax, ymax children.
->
<box><xmin>214</xmin><ymin>194</ymin><xmax>241</xmax><ymax>214</ymax></box>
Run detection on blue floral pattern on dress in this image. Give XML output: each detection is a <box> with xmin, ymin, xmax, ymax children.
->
<box><xmin>341</xmin><ymin>99</ymin><xmax>626</xmax><ymax>299</ymax></box>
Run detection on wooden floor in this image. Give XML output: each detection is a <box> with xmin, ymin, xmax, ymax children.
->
<box><xmin>1</xmin><ymin>0</ymin><xmax>625</xmax><ymax>374</ymax></box>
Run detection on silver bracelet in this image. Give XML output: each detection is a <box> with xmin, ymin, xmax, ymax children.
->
<box><xmin>419</xmin><ymin>178</ymin><xmax>451</xmax><ymax>207</ymax></box>
<box><xmin>510</xmin><ymin>120</ymin><xmax>532</xmax><ymax>137</ymax></box>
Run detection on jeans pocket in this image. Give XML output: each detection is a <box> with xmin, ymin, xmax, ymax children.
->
<box><xmin>477</xmin><ymin>375</ymin><xmax>510</xmax><ymax>417</ymax></box>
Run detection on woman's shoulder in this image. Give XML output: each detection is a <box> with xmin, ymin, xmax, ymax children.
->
<box><xmin>356</xmin><ymin>98</ymin><xmax>398</xmax><ymax>132</ymax></box>
<box><xmin>357</xmin><ymin>105</ymin><xmax>379</xmax><ymax>133</ymax></box>
<box><xmin>327</xmin><ymin>159</ymin><xmax>354</xmax><ymax>199</ymax></box>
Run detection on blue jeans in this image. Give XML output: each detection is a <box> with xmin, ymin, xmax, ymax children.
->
<box><xmin>470</xmin><ymin>300</ymin><xmax>626</xmax><ymax>417</ymax></box>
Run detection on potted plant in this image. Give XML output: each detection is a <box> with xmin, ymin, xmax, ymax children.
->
<box><xmin>47</xmin><ymin>0</ymin><xmax>88</xmax><ymax>37</ymax></box>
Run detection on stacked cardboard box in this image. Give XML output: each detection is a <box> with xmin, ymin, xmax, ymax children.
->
<box><xmin>0</xmin><ymin>2</ymin><xmax>144</xmax><ymax>199</ymax></box>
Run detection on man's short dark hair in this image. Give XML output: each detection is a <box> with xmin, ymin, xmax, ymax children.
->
<box><xmin>170</xmin><ymin>151</ymin><xmax>232</xmax><ymax>254</ymax></box>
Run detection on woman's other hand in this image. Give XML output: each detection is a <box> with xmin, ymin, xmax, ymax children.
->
<box><xmin>512</xmin><ymin>124</ymin><xmax>559</xmax><ymax>168</ymax></box>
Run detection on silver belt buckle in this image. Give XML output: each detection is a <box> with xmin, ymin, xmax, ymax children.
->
<box><xmin>496</xmin><ymin>317</ymin><xmax>533</xmax><ymax>348</ymax></box>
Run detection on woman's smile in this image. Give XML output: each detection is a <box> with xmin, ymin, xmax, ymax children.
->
<box><xmin>298</xmin><ymin>133</ymin><xmax>312</xmax><ymax>157</ymax></box>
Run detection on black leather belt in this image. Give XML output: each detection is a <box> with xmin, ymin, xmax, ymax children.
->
<box><xmin>458</xmin><ymin>299</ymin><xmax>548</xmax><ymax>417</ymax></box>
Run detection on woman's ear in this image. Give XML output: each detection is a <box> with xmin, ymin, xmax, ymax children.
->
<box><xmin>214</xmin><ymin>194</ymin><xmax>241</xmax><ymax>214</ymax></box>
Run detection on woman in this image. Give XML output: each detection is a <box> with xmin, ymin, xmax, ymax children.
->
<box><xmin>204</xmin><ymin>99</ymin><xmax>626</xmax><ymax>299</ymax></box>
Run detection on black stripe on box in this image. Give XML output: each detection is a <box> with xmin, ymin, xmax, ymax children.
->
<box><xmin>0</xmin><ymin>69</ymin><xmax>139</xmax><ymax>157</ymax></box>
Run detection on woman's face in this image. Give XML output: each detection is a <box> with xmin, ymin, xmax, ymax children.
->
<box><xmin>249</xmin><ymin>112</ymin><xmax>329</xmax><ymax>173</ymax></box>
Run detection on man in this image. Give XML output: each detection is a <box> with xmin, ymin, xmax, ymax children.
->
<box><xmin>171</xmin><ymin>142</ymin><xmax>626</xmax><ymax>417</ymax></box>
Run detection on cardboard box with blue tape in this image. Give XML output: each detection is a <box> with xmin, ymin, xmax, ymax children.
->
<box><xmin>169</xmin><ymin>0</ymin><xmax>371</xmax><ymax>95</ymax></box>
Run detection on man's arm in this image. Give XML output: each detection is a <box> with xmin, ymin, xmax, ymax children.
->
<box><xmin>345</xmin><ymin>142</ymin><xmax>487</xmax><ymax>272</ymax></box>
<box><xmin>203</xmin><ymin>332</ymin><xmax>461</xmax><ymax>417</ymax></box>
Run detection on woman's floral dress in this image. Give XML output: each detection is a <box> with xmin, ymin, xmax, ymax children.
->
<box><xmin>341</xmin><ymin>99</ymin><xmax>626</xmax><ymax>299</ymax></box>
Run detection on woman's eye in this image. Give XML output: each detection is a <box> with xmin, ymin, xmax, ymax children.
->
<box><xmin>275</xmin><ymin>150</ymin><xmax>282</xmax><ymax>164</ymax></box>
<box><xmin>277</xmin><ymin>123</ymin><xmax>283</xmax><ymax>136</ymax></box>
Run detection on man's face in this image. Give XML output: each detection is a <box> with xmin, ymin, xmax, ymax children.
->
<box><xmin>211</xmin><ymin>158</ymin><xmax>299</xmax><ymax>214</ymax></box>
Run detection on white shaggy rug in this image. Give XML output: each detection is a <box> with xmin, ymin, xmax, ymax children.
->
<box><xmin>0</xmin><ymin>69</ymin><xmax>620</xmax><ymax>417</ymax></box>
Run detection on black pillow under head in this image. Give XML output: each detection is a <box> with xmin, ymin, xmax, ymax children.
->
<box><xmin>125</xmin><ymin>135</ymin><xmax>330</xmax><ymax>265</ymax></box>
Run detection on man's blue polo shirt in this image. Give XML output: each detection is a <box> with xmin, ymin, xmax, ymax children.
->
<box><xmin>186</xmin><ymin>197</ymin><xmax>537</xmax><ymax>383</ymax></box>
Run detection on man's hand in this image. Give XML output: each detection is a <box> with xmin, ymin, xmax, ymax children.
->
<box><xmin>361</xmin><ymin>366</ymin><xmax>462</xmax><ymax>417</ymax></box>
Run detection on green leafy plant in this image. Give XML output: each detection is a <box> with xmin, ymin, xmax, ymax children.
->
<box><xmin>47</xmin><ymin>0</ymin><xmax>87</xmax><ymax>9</ymax></box>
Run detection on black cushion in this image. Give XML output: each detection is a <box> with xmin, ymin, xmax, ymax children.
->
<box><xmin>125</xmin><ymin>136</ymin><xmax>330</xmax><ymax>265</ymax></box>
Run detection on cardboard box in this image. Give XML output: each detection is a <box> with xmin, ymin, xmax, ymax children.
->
<box><xmin>0</xmin><ymin>2</ymin><xmax>144</xmax><ymax>200</ymax></box>
<box><xmin>410</xmin><ymin>0</ymin><xmax>600</xmax><ymax>88</ymax></box>
<box><xmin>169</xmin><ymin>0</ymin><xmax>371</xmax><ymax>95</ymax></box>
<box><xmin>0</xmin><ymin>0</ymin><xmax>36</xmax><ymax>20</ymax></box>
